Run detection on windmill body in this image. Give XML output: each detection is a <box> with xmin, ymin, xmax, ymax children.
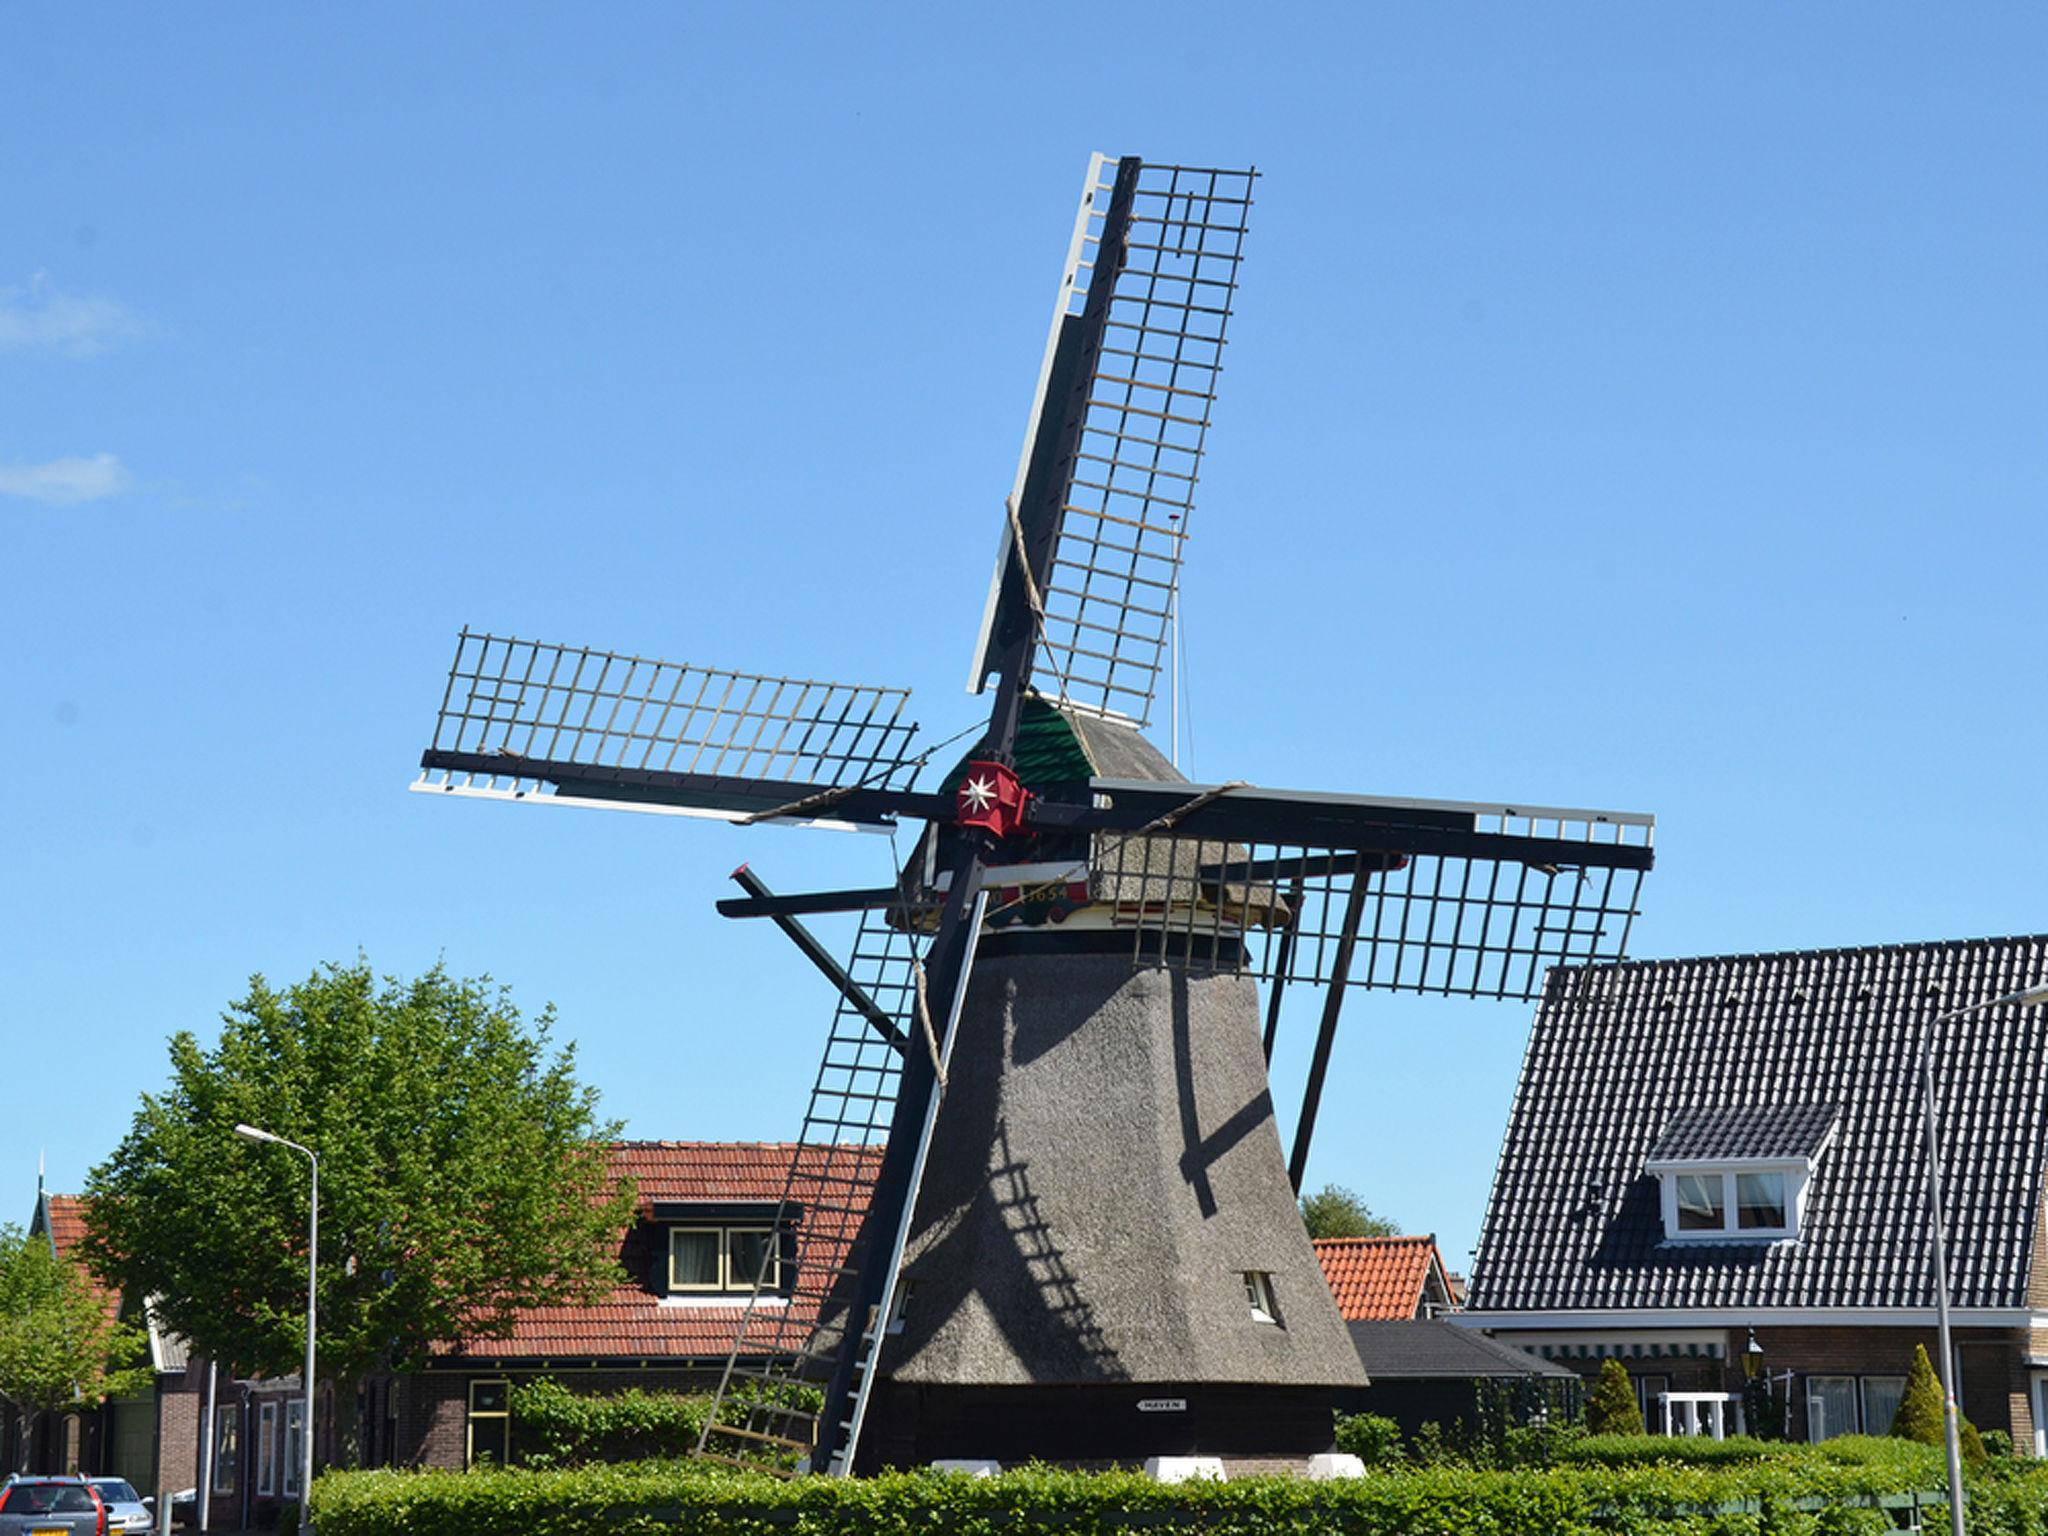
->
<box><xmin>866</xmin><ymin>706</ymin><xmax>1364</xmax><ymax>1468</ymax></box>
<box><xmin>413</xmin><ymin>153</ymin><xmax>1657</xmax><ymax>1474</ymax></box>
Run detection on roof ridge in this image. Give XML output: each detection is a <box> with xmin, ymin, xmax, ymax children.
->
<box><xmin>1550</xmin><ymin>931</ymin><xmax>2048</xmax><ymax>979</ymax></box>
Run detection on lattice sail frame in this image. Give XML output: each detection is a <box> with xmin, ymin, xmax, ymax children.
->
<box><xmin>415</xmin><ymin>630</ymin><xmax>923</xmax><ymax>823</ymax></box>
<box><xmin>968</xmin><ymin>156</ymin><xmax>1255</xmax><ymax>728</ymax></box>
<box><xmin>1052</xmin><ymin>798</ymin><xmax>1653</xmax><ymax>1002</ymax></box>
<box><xmin>696</xmin><ymin>910</ymin><xmax>926</xmax><ymax>1472</ymax></box>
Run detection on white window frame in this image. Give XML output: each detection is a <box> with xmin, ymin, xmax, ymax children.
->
<box><xmin>668</xmin><ymin>1223</ymin><xmax>780</xmax><ymax>1294</ymax></box>
<box><xmin>212</xmin><ymin>1407</ymin><xmax>239</xmax><ymax>1496</ymax></box>
<box><xmin>1860</xmin><ymin>1375</ymin><xmax>1907</xmax><ymax>1438</ymax></box>
<box><xmin>282</xmin><ymin>1402</ymin><xmax>304</xmax><ymax>1497</ymax></box>
<box><xmin>1649</xmin><ymin>1159</ymin><xmax>1810</xmax><ymax>1243</ymax></box>
<box><xmin>1243</xmin><ymin>1270</ymin><xmax>1279</xmax><ymax>1325</ymax></box>
<box><xmin>257</xmin><ymin>1402</ymin><xmax>277</xmax><ymax>1497</ymax></box>
<box><xmin>1806</xmin><ymin>1374</ymin><xmax>1860</xmax><ymax>1441</ymax></box>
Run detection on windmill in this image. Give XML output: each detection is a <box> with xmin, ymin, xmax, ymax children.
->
<box><xmin>412</xmin><ymin>154</ymin><xmax>1655</xmax><ymax>1474</ymax></box>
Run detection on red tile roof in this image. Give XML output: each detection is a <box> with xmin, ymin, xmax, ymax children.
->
<box><xmin>1313</xmin><ymin>1235</ymin><xmax>1449</xmax><ymax>1321</ymax></box>
<box><xmin>37</xmin><ymin>1193</ymin><xmax>123</xmax><ymax>1325</ymax></box>
<box><xmin>440</xmin><ymin>1141</ymin><xmax>878</xmax><ymax>1362</ymax></box>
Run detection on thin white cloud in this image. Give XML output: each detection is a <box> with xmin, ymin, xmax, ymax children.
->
<box><xmin>0</xmin><ymin>272</ymin><xmax>146</xmax><ymax>357</ymax></box>
<box><xmin>0</xmin><ymin>453</ymin><xmax>134</xmax><ymax>505</ymax></box>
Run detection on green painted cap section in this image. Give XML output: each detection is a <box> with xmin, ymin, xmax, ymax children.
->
<box><xmin>938</xmin><ymin>696</ymin><xmax>1095</xmax><ymax>794</ymax></box>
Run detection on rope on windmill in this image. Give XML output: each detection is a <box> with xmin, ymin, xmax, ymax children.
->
<box><xmin>1002</xmin><ymin>496</ymin><xmax>1076</xmax><ymax>702</ymax></box>
<box><xmin>913</xmin><ymin>960</ymin><xmax>946</xmax><ymax>1094</ymax></box>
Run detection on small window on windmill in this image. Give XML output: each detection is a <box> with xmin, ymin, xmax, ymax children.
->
<box><xmin>886</xmin><ymin>1280</ymin><xmax>915</xmax><ymax>1335</ymax></box>
<box><xmin>1242</xmin><ymin>1271</ymin><xmax>1280</xmax><ymax>1325</ymax></box>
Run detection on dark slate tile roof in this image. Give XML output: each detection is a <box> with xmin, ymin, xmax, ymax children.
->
<box><xmin>1467</xmin><ymin>934</ymin><xmax>2048</xmax><ymax>1314</ymax></box>
<box><xmin>1349</xmin><ymin>1320</ymin><xmax>1580</xmax><ymax>1380</ymax></box>
<box><xmin>1645</xmin><ymin>1103</ymin><xmax>1840</xmax><ymax>1165</ymax></box>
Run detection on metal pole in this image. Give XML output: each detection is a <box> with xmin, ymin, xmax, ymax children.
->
<box><xmin>1911</xmin><ymin>983</ymin><xmax>2048</xmax><ymax>1536</ymax></box>
<box><xmin>301</xmin><ymin>1151</ymin><xmax>318</xmax><ymax>1536</ymax></box>
<box><xmin>196</xmin><ymin>1363</ymin><xmax>216</xmax><ymax>1533</ymax></box>
<box><xmin>234</xmin><ymin>1126</ymin><xmax>317</xmax><ymax>1535</ymax></box>
<box><xmin>1921</xmin><ymin>1018</ymin><xmax>1967</xmax><ymax>1536</ymax></box>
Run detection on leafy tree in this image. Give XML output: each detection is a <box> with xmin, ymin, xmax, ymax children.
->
<box><xmin>1892</xmin><ymin>1342</ymin><xmax>1988</xmax><ymax>1468</ymax></box>
<box><xmin>1584</xmin><ymin>1358</ymin><xmax>1644</xmax><ymax>1436</ymax></box>
<box><xmin>83</xmin><ymin>960</ymin><xmax>635</xmax><ymax>1388</ymax></box>
<box><xmin>1299</xmin><ymin>1183</ymin><xmax>1398</xmax><ymax>1239</ymax></box>
<box><xmin>0</xmin><ymin>1223</ymin><xmax>151</xmax><ymax>1437</ymax></box>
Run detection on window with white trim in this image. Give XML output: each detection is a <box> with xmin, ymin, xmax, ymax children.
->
<box><xmin>1861</xmin><ymin>1376</ymin><xmax>1906</xmax><ymax>1437</ymax></box>
<box><xmin>668</xmin><ymin>1224</ymin><xmax>780</xmax><ymax>1293</ymax></box>
<box><xmin>1242</xmin><ymin>1270</ymin><xmax>1280</xmax><ymax>1325</ymax></box>
<box><xmin>1654</xmin><ymin>1165</ymin><xmax>1807</xmax><ymax>1241</ymax></box>
<box><xmin>212</xmin><ymin>1408</ymin><xmax>239</xmax><ymax>1495</ymax></box>
<box><xmin>257</xmin><ymin>1402</ymin><xmax>277</xmax><ymax>1497</ymax></box>
<box><xmin>282</xmin><ymin>1402</ymin><xmax>305</xmax><ymax>1496</ymax></box>
<box><xmin>1807</xmin><ymin>1375</ymin><xmax>1859</xmax><ymax>1441</ymax></box>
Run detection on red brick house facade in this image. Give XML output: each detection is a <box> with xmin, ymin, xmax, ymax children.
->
<box><xmin>379</xmin><ymin>1141</ymin><xmax>866</xmax><ymax>1470</ymax></box>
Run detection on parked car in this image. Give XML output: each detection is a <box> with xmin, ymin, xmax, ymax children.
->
<box><xmin>84</xmin><ymin>1483</ymin><xmax>149</xmax><ymax>1536</ymax></box>
<box><xmin>0</xmin><ymin>1477</ymin><xmax>106</xmax><ymax>1536</ymax></box>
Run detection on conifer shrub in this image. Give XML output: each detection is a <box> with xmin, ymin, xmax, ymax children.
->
<box><xmin>1891</xmin><ymin>1344</ymin><xmax>1989</xmax><ymax>1469</ymax></box>
<box><xmin>1585</xmin><ymin>1358</ymin><xmax>1645</xmax><ymax>1436</ymax></box>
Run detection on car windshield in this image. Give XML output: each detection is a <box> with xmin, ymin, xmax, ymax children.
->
<box><xmin>14</xmin><ymin>1487</ymin><xmax>95</xmax><ymax>1514</ymax></box>
<box><xmin>91</xmin><ymin>1483</ymin><xmax>141</xmax><ymax>1505</ymax></box>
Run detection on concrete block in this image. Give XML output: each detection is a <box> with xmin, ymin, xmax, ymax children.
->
<box><xmin>1144</xmin><ymin>1456</ymin><xmax>1227</xmax><ymax>1483</ymax></box>
<box><xmin>1305</xmin><ymin>1452</ymin><xmax>1367</xmax><ymax>1480</ymax></box>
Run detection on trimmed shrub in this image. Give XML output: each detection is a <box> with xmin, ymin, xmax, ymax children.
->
<box><xmin>308</xmin><ymin>1453</ymin><xmax>1967</xmax><ymax>1536</ymax></box>
<box><xmin>507</xmin><ymin>1378</ymin><xmax>712</xmax><ymax>1467</ymax></box>
<box><xmin>1332</xmin><ymin>1412</ymin><xmax>1401</xmax><ymax>1465</ymax></box>
<box><xmin>1585</xmin><ymin>1358</ymin><xmax>1645</xmax><ymax>1436</ymax></box>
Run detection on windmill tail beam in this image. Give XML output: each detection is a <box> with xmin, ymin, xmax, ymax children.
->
<box><xmin>1287</xmin><ymin>871</ymin><xmax>1369</xmax><ymax>1193</ymax></box>
<box><xmin>728</xmin><ymin>866</ymin><xmax>908</xmax><ymax>1056</ymax></box>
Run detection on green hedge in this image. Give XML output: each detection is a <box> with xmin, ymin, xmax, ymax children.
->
<box><xmin>309</xmin><ymin>1455</ymin><xmax>1968</xmax><ymax>1536</ymax></box>
<box><xmin>508</xmin><ymin>1379</ymin><xmax>712</xmax><ymax>1467</ymax></box>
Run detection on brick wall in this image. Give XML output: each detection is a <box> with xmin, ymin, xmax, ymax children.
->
<box><xmin>156</xmin><ymin>1378</ymin><xmax>201</xmax><ymax>1499</ymax></box>
<box><xmin>1539</xmin><ymin>1326</ymin><xmax>2032</xmax><ymax>1445</ymax></box>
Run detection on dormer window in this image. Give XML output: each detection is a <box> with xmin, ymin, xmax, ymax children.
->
<box><xmin>1646</xmin><ymin>1104</ymin><xmax>1837</xmax><ymax>1244</ymax></box>
<box><xmin>667</xmin><ymin>1222</ymin><xmax>781</xmax><ymax>1293</ymax></box>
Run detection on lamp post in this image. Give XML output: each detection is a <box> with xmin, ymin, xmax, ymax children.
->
<box><xmin>1919</xmin><ymin>981</ymin><xmax>2048</xmax><ymax>1536</ymax></box>
<box><xmin>235</xmin><ymin>1124</ymin><xmax>317</xmax><ymax>1536</ymax></box>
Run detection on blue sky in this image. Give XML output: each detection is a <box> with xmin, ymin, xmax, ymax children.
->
<box><xmin>4</xmin><ymin>6</ymin><xmax>2044</xmax><ymax>1274</ymax></box>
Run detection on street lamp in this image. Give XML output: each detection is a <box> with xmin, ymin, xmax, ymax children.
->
<box><xmin>235</xmin><ymin>1124</ymin><xmax>317</xmax><ymax>1536</ymax></box>
<box><xmin>1920</xmin><ymin>981</ymin><xmax>2048</xmax><ymax>1536</ymax></box>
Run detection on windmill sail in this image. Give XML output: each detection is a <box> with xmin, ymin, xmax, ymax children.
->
<box><xmin>1086</xmin><ymin>797</ymin><xmax>1653</xmax><ymax>1002</ymax></box>
<box><xmin>695</xmin><ymin>907</ymin><xmax>924</xmax><ymax>1471</ymax></box>
<box><xmin>968</xmin><ymin>158</ymin><xmax>1255</xmax><ymax>728</ymax></box>
<box><xmin>415</xmin><ymin>630</ymin><xmax>924</xmax><ymax>829</ymax></box>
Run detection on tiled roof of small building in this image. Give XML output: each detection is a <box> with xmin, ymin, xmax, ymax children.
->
<box><xmin>440</xmin><ymin>1141</ymin><xmax>877</xmax><ymax>1362</ymax></box>
<box><xmin>1350</xmin><ymin>1320</ymin><xmax>1580</xmax><ymax>1380</ymax></box>
<box><xmin>1314</xmin><ymin>1235</ymin><xmax>1445</xmax><ymax>1321</ymax></box>
<box><xmin>1467</xmin><ymin>934</ymin><xmax>2048</xmax><ymax>1315</ymax></box>
<box><xmin>1645</xmin><ymin>1103</ymin><xmax>1840</xmax><ymax>1165</ymax></box>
